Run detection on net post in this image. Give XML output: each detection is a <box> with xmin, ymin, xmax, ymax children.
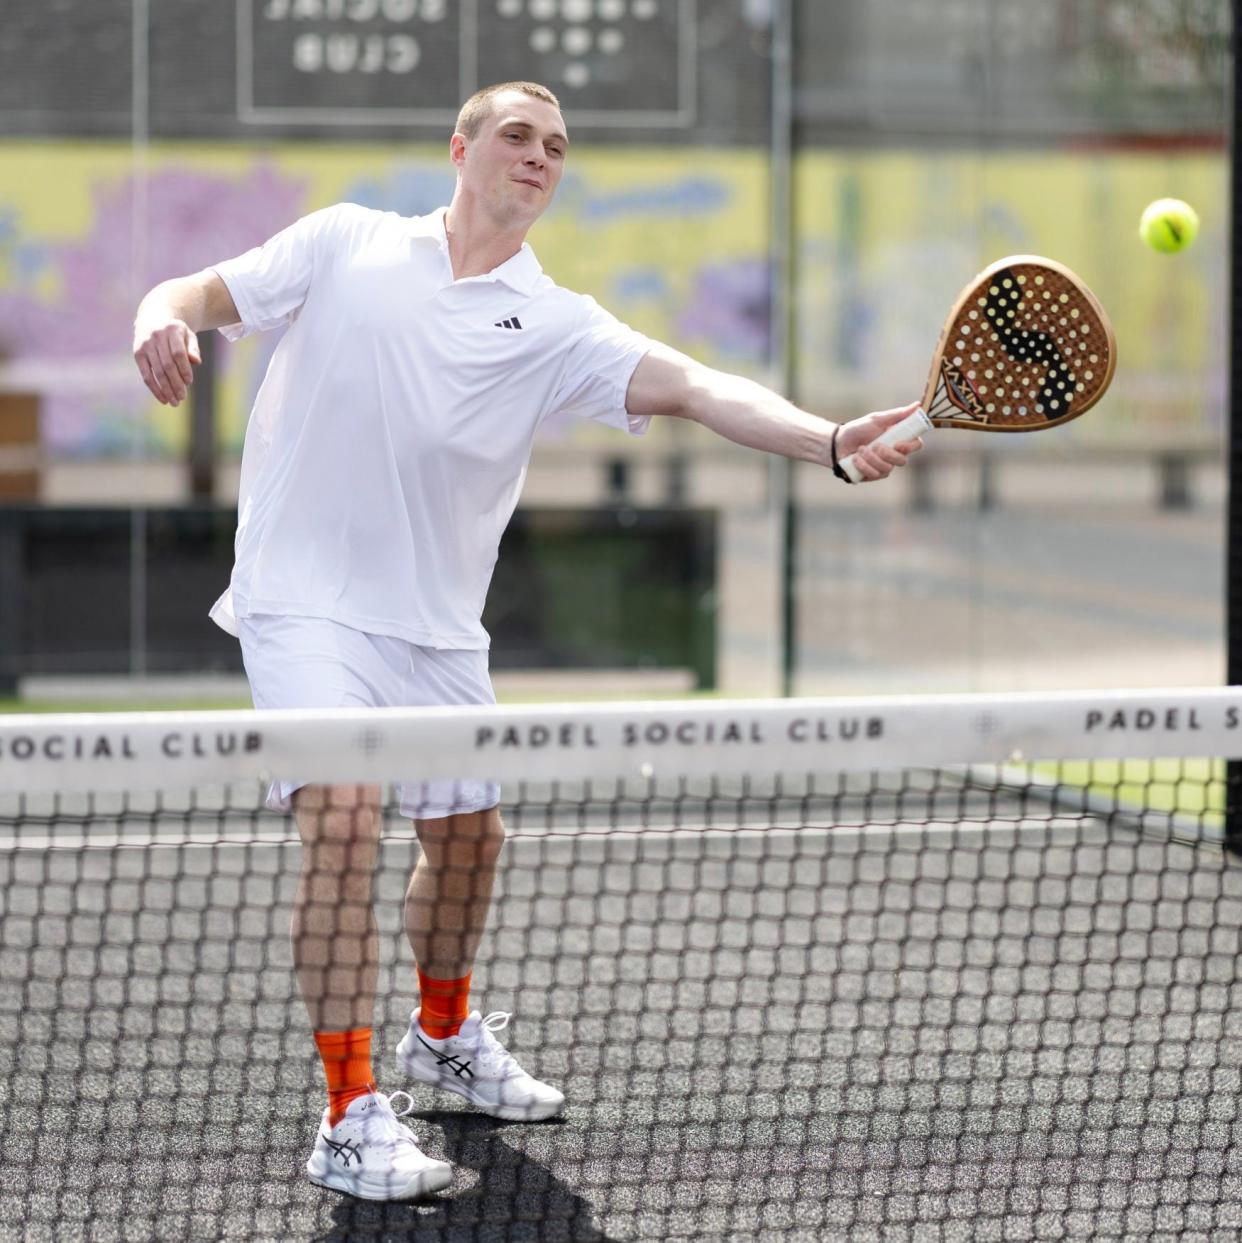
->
<box><xmin>1228</xmin><ymin>4</ymin><xmax>1242</xmax><ymax>856</ymax></box>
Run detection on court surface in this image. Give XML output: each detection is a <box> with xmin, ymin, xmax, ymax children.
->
<box><xmin>3</xmin><ymin>791</ymin><xmax>1242</xmax><ymax>1242</ymax></box>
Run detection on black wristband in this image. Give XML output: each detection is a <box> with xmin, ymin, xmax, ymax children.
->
<box><xmin>830</xmin><ymin>424</ymin><xmax>853</xmax><ymax>484</ymax></box>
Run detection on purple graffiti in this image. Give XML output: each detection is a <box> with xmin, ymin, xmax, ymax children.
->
<box><xmin>677</xmin><ymin>258</ymin><xmax>771</xmax><ymax>366</ymax></box>
<box><xmin>0</xmin><ymin>164</ymin><xmax>308</xmax><ymax>454</ymax></box>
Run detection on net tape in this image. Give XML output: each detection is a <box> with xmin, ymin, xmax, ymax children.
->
<box><xmin>2</xmin><ymin>686</ymin><xmax>1239</xmax><ymax>796</ymax></box>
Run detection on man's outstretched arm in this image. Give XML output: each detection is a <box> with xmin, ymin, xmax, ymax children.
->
<box><xmin>133</xmin><ymin>270</ymin><xmax>240</xmax><ymax>407</ymax></box>
<box><xmin>625</xmin><ymin>341</ymin><xmax>921</xmax><ymax>482</ymax></box>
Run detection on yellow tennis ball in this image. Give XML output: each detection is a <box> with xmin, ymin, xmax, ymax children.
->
<box><xmin>1139</xmin><ymin>198</ymin><xmax>1200</xmax><ymax>253</ymax></box>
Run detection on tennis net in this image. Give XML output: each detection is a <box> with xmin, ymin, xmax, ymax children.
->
<box><xmin>2</xmin><ymin>689</ymin><xmax>1241</xmax><ymax>1242</ymax></box>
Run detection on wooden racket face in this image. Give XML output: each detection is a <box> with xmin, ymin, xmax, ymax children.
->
<box><xmin>924</xmin><ymin>256</ymin><xmax>1117</xmax><ymax>432</ymax></box>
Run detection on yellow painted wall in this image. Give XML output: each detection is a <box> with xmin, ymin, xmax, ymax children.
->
<box><xmin>794</xmin><ymin>150</ymin><xmax>1225</xmax><ymax>444</ymax></box>
<box><xmin>0</xmin><ymin>142</ymin><xmax>1223</xmax><ymax>456</ymax></box>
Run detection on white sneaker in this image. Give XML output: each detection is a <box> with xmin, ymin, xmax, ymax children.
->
<box><xmin>305</xmin><ymin>1090</ymin><xmax>452</xmax><ymax>1201</ymax></box>
<box><xmin>396</xmin><ymin>1009</ymin><xmax>566</xmax><ymax>1122</ymax></box>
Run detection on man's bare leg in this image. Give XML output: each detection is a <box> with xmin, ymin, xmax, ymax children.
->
<box><xmin>404</xmin><ymin>807</ymin><xmax>505</xmax><ymax>980</ymax></box>
<box><xmin>296</xmin><ymin>784</ymin><xmax>454</xmax><ymax>1198</ymax></box>
<box><xmin>292</xmin><ymin>783</ymin><xmax>382</xmax><ymax>1032</ymax></box>
<box><xmin>395</xmin><ymin>805</ymin><xmax>565</xmax><ymax>1119</ymax></box>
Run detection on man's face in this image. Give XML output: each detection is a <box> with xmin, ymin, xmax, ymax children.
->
<box><xmin>453</xmin><ymin>92</ymin><xmax>568</xmax><ymax>228</ymax></box>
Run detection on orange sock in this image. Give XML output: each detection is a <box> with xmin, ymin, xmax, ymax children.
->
<box><xmin>417</xmin><ymin>970</ymin><xmax>471</xmax><ymax>1039</ymax></box>
<box><xmin>314</xmin><ymin>1027</ymin><xmax>377</xmax><ymax>1127</ymax></box>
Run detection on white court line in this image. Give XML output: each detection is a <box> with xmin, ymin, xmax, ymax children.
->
<box><xmin>0</xmin><ymin>816</ymin><xmax>1105</xmax><ymax>852</ymax></box>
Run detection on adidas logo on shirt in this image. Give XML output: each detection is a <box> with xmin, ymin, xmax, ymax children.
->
<box><xmin>494</xmin><ymin>317</ymin><xmax>523</xmax><ymax>330</ymax></box>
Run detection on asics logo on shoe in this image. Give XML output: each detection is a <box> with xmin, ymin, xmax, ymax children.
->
<box><xmin>325</xmin><ymin>1136</ymin><xmax>362</xmax><ymax>1167</ymax></box>
<box><xmin>416</xmin><ymin>1033</ymin><xmax>474</xmax><ymax>1078</ymax></box>
<box><xmin>494</xmin><ymin>317</ymin><xmax>523</xmax><ymax>330</ymax></box>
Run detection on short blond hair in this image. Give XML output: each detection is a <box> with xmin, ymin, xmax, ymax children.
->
<box><xmin>455</xmin><ymin>82</ymin><xmax>561</xmax><ymax>140</ymax></box>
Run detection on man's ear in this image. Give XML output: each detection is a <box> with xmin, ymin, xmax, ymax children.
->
<box><xmin>449</xmin><ymin>133</ymin><xmax>467</xmax><ymax>168</ymax></box>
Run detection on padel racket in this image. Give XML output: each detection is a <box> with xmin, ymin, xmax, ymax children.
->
<box><xmin>840</xmin><ymin>255</ymin><xmax>1117</xmax><ymax>482</ymax></box>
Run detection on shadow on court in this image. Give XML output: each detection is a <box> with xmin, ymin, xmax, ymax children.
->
<box><xmin>311</xmin><ymin>1115</ymin><xmax>617</xmax><ymax>1243</ymax></box>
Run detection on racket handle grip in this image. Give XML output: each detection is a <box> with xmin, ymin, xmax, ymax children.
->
<box><xmin>839</xmin><ymin>408</ymin><xmax>933</xmax><ymax>483</ymax></box>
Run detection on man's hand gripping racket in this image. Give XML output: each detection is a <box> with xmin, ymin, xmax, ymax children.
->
<box><xmin>838</xmin><ymin>256</ymin><xmax>1117</xmax><ymax>482</ymax></box>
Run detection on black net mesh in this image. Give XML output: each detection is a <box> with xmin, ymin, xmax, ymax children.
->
<box><xmin>3</xmin><ymin>740</ymin><xmax>1241</xmax><ymax>1241</ymax></box>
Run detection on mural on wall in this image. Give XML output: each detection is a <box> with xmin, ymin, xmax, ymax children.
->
<box><xmin>0</xmin><ymin>142</ymin><xmax>1225</xmax><ymax>457</ymax></box>
<box><xmin>793</xmin><ymin>151</ymin><xmax>1227</xmax><ymax>446</ymax></box>
<box><xmin>0</xmin><ymin>144</ymin><xmax>770</xmax><ymax>458</ymax></box>
<box><xmin>0</xmin><ymin>157</ymin><xmax>308</xmax><ymax>455</ymax></box>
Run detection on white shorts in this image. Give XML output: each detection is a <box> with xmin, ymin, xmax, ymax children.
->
<box><xmin>238</xmin><ymin>613</ymin><xmax>501</xmax><ymax>820</ymax></box>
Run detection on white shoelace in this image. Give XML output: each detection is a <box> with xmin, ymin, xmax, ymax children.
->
<box><xmin>359</xmin><ymin>1091</ymin><xmax>422</xmax><ymax>1152</ymax></box>
<box><xmin>472</xmin><ymin>1011</ymin><xmax>523</xmax><ymax>1079</ymax></box>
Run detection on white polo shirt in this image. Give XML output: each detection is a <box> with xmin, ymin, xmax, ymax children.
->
<box><xmin>208</xmin><ymin>204</ymin><xmax>652</xmax><ymax>650</ymax></box>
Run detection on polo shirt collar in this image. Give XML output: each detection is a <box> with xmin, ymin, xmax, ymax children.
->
<box><xmin>411</xmin><ymin>207</ymin><xmax>543</xmax><ymax>296</ymax></box>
